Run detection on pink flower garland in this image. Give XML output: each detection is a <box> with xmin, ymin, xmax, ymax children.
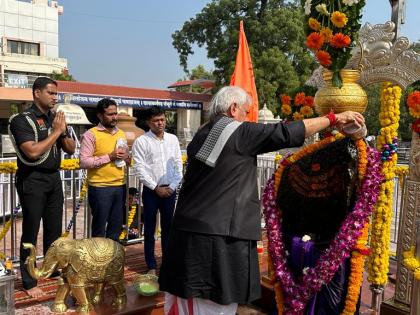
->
<box><xmin>262</xmin><ymin>146</ymin><xmax>382</xmax><ymax>314</ymax></box>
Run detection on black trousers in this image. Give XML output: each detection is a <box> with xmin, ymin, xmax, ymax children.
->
<box><xmin>142</xmin><ymin>186</ymin><xmax>176</xmax><ymax>270</ymax></box>
<box><xmin>16</xmin><ymin>171</ymin><xmax>63</xmax><ymax>290</ymax></box>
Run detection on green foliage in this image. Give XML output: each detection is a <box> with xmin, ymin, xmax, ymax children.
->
<box><xmin>174</xmin><ymin>65</ymin><xmax>215</xmax><ymax>93</ymax></box>
<box><xmin>51</xmin><ymin>70</ymin><xmax>75</xmax><ymax>81</ymax></box>
<box><xmin>364</xmin><ymin>83</ymin><xmax>381</xmax><ymax>137</ymax></box>
<box><xmin>411</xmin><ymin>41</ymin><xmax>420</xmax><ymax>54</ymax></box>
<box><xmin>172</xmin><ymin>0</ymin><xmax>317</xmax><ymax>113</ymax></box>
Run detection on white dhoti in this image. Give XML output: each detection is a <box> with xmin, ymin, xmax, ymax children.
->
<box><xmin>164</xmin><ymin>292</ymin><xmax>238</xmax><ymax>315</ymax></box>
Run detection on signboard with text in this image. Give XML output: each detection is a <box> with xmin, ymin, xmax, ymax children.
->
<box><xmin>57</xmin><ymin>93</ymin><xmax>202</xmax><ymax>110</ymax></box>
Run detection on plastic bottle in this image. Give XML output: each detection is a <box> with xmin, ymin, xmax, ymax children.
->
<box><xmin>115</xmin><ymin>138</ymin><xmax>128</xmax><ymax>168</ymax></box>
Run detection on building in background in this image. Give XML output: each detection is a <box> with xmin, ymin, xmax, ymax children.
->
<box><xmin>0</xmin><ymin>0</ymin><xmax>211</xmax><ymax>154</ymax></box>
<box><xmin>0</xmin><ymin>0</ymin><xmax>67</xmax><ymax>139</ymax></box>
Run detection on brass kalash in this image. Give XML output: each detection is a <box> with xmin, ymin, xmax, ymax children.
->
<box><xmin>23</xmin><ymin>237</ymin><xmax>126</xmax><ymax>313</ymax></box>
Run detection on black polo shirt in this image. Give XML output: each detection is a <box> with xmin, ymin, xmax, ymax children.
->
<box><xmin>9</xmin><ymin>104</ymin><xmax>62</xmax><ymax>175</ymax></box>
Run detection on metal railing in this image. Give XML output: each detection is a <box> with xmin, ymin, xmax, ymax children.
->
<box><xmin>0</xmin><ymin>155</ymin><xmax>409</xmax><ymax>265</ymax></box>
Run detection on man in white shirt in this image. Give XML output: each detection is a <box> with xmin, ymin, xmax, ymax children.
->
<box><xmin>132</xmin><ymin>106</ymin><xmax>183</xmax><ymax>275</ymax></box>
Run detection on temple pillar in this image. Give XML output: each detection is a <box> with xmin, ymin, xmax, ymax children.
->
<box><xmin>381</xmin><ymin>132</ymin><xmax>420</xmax><ymax>314</ymax></box>
<box><xmin>176</xmin><ymin>109</ymin><xmax>201</xmax><ymax>147</ymax></box>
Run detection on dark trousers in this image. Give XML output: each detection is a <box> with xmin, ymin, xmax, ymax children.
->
<box><xmin>142</xmin><ymin>186</ymin><xmax>176</xmax><ymax>270</ymax></box>
<box><xmin>89</xmin><ymin>185</ymin><xmax>125</xmax><ymax>241</ymax></box>
<box><xmin>16</xmin><ymin>171</ymin><xmax>63</xmax><ymax>290</ymax></box>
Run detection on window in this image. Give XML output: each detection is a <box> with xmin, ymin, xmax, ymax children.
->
<box><xmin>7</xmin><ymin>40</ymin><xmax>40</xmax><ymax>56</ymax></box>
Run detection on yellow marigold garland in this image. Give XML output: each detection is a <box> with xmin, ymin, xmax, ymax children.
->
<box><xmin>119</xmin><ymin>203</ymin><xmax>138</xmax><ymax>240</ymax></box>
<box><xmin>368</xmin><ymin>82</ymin><xmax>402</xmax><ymax>286</ymax></box>
<box><xmin>0</xmin><ymin>159</ymin><xmax>81</xmax><ymax>174</ymax></box>
<box><xmin>0</xmin><ymin>162</ymin><xmax>17</xmax><ymax>174</ymax></box>
<box><xmin>0</xmin><ymin>220</ymin><xmax>12</xmax><ymax>259</ymax></box>
<box><xmin>395</xmin><ymin>165</ymin><xmax>409</xmax><ymax>187</ymax></box>
<box><xmin>402</xmin><ymin>247</ymin><xmax>420</xmax><ymax>281</ymax></box>
<box><xmin>60</xmin><ymin>158</ymin><xmax>80</xmax><ymax>170</ymax></box>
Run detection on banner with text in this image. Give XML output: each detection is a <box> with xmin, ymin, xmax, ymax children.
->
<box><xmin>58</xmin><ymin>93</ymin><xmax>202</xmax><ymax>110</ymax></box>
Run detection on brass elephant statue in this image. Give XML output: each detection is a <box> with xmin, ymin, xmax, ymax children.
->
<box><xmin>23</xmin><ymin>237</ymin><xmax>126</xmax><ymax>313</ymax></box>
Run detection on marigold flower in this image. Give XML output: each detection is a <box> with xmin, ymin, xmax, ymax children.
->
<box><xmin>292</xmin><ymin>112</ymin><xmax>303</xmax><ymax>120</ymax></box>
<box><xmin>304</xmin><ymin>96</ymin><xmax>314</xmax><ymax>107</ymax></box>
<box><xmin>315</xmin><ymin>3</ymin><xmax>329</xmax><ymax>16</ymax></box>
<box><xmin>320</xmin><ymin>27</ymin><xmax>333</xmax><ymax>43</ymax></box>
<box><xmin>409</xmin><ymin>104</ymin><xmax>420</xmax><ymax>118</ymax></box>
<box><xmin>281</xmin><ymin>94</ymin><xmax>291</xmax><ymax>105</ymax></box>
<box><xmin>308</xmin><ymin>18</ymin><xmax>321</xmax><ymax>31</ymax></box>
<box><xmin>407</xmin><ymin>91</ymin><xmax>420</xmax><ymax>107</ymax></box>
<box><xmin>300</xmin><ymin>105</ymin><xmax>314</xmax><ymax>117</ymax></box>
<box><xmin>306</xmin><ymin>32</ymin><xmax>324</xmax><ymax>50</ymax></box>
<box><xmin>331</xmin><ymin>11</ymin><xmax>348</xmax><ymax>28</ymax></box>
<box><xmin>294</xmin><ymin>92</ymin><xmax>306</xmax><ymax>106</ymax></box>
<box><xmin>330</xmin><ymin>33</ymin><xmax>351</xmax><ymax>48</ymax></box>
<box><xmin>281</xmin><ymin>104</ymin><xmax>292</xmax><ymax>115</ymax></box>
<box><xmin>316</xmin><ymin>50</ymin><xmax>332</xmax><ymax>67</ymax></box>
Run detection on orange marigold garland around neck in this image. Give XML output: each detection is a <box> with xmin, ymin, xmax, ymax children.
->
<box><xmin>263</xmin><ymin>134</ymin><xmax>382</xmax><ymax>314</ymax></box>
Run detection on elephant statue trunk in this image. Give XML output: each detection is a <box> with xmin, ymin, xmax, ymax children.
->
<box><xmin>23</xmin><ymin>243</ymin><xmax>57</xmax><ymax>280</ymax></box>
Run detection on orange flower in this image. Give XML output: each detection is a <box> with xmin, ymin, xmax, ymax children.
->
<box><xmin>281</xmin><ymin>94</ymin><xmax>291</xmax><ymax>105</ymax></box>
<box><xmin>306</xmin><ymin>32</ymin><xmax>324</xmax><ymax>50</ymax></box>
<box><xmin>316</xmin><ymin>50</ymin><xmax>332</xmax><ymax>67</ymax></box>
<box><xmin>293</xmin><ymin>112</ymin><xmax>304</xmax><ymax>120</ymax></box>
<box><xmin>304</xmin><ymin>96</ymin><xmax>314</xmax><ymax>107</ymax></box>
<box><xmin>409</xmin><ymin>104</ymin><xmax>420</xmax><ymax>118</ymax></box>
<box><xmin>300</xmin><ymin>105</ymin><xmax>314</xmax><ymax>117</ymax></box>
<box><xmin>320</xmin><ymin>27</ymin><xmax>333</xmax><ymax>43</ymax></box>
<box><xmin>308</xmin><ymin>18</ymin><xmax>321</xmax><ymax>31</ymax></box>
<box><xmin>281</xmin><ymin>104</ymin><xmax>292</xmax><ymax>115</ymax></box>
<box><xmin>330</xmin><ymin>33</ymin><xmax>351</xmax><ymax>48</ymax></box>
<box><xmin>407</xmin><ymin>91</ymin><xmax>420</xmax><ymax>107</ymax></box>
<box><xmin>331</xmin><ymin>11</ymin><xmax>348</xmax><ymax>28</ymax></box>
<box><xmin>294</xmin><ymin>92</ymin><xmax>306</xmax><ymax>106</ymax></box>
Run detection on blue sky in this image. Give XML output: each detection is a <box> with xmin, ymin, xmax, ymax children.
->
<box><xmin>59</xmin><ymin>0</ymin><xmax>419</xmax><ymax>89</ymax></box>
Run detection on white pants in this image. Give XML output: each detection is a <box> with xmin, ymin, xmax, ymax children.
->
<box><xmin>164</xmin><ymin>292</ymin><xmax>238</xmax><ymax>315</ymax></box>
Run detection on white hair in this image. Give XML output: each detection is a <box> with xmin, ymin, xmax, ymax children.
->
<box><xmin>209</xmin><ymin>86</ymin><xmax>252</xmax><ymax>120</ymax></box>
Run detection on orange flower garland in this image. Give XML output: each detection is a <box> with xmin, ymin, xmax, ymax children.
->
<box><xmin>341</xmin><ymin>222</ymin><xmax>370</xmax><ymax>315</ymax></box>
<box><xmin>356</xmin><ymin>139</ymin><xmax>367</xmax><ymax>180</ymax></box>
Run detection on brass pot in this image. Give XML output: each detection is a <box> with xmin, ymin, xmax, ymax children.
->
<box><xmin>314</xmin><ymin>70</ymin><xmax>367</xmax><ymax>115</ymax></box>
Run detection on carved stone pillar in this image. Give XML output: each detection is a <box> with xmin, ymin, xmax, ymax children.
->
<box><xmin>382</xmin><ymin>134</ymin><xmax>420</xmax><ymax>314</ymax></box>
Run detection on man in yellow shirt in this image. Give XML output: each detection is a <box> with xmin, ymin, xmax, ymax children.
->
<box><xmin>80</xmin><ymin>98</ymin><xmax>129</xmax><ymax>241</ymax></box>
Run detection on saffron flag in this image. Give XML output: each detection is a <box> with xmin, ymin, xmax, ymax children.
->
<box><xmin>230</xmin><ymin>20</ymin><xmax>259</xmax><ymax>122</ymax></box>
